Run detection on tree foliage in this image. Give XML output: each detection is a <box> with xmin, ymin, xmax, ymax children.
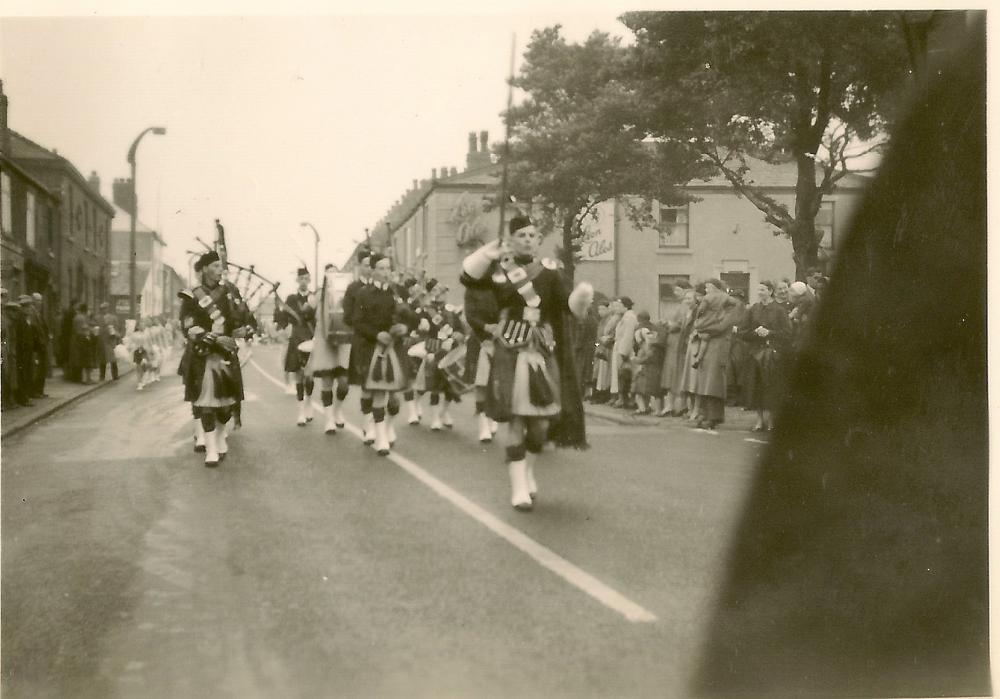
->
<box><xmin>620</xmin><ymin>11</ymin><xmax>910</xmax><ymax>278</ymax></box>
<box><xmin>502</xmin><ymin>26</ymin><xmax>709</xmax><ymax>283</ymax></box>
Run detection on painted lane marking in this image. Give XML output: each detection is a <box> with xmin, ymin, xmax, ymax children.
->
<box><xmin>744</xmin><ymin>438</ymin><xmax>769</xmax><ymax>445</ymax></box>
<box><xmin>248</xmin><ymin>358</ymin><xmax>657</xmax><ymax>624</ymax></box>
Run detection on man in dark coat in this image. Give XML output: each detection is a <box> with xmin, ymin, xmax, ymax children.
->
<box><xmin>275</xmin><ymin>267</ymin><xmax>317</xmax><ymax>425</ymax></box>
<box><xmin>1</xmin><ymin>288</ymin><xmax>20</xmax><ymax>410</ymax></box>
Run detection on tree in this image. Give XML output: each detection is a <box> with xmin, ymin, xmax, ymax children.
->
<box><xmin>502</xmin><ymin>26</ymin><xmax>708</xmax><ymax>285</ymax></box>
<box><xmin>620</xmin><ymin>11</ymin><xmax>910</xmax><ymax>279</ymax></box>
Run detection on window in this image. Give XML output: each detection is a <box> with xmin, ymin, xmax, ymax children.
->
<box><xmin>657</xmin><ymin>203</ymin><xmax>689</xmax><ymax>248</ymax></box>
<box><xmin>817</xmin><ymin>200</ymin><xmax>835</xmax><ymax>249</ymax></box>
<box><xmin>1</xmin><ymin>172</ymin><xmax>11</xmax><ymax>236</ymax></box>
<box><xmin>26</xmin><ymin>191</ymin><xmax>36</xmax><ymax>248</ymax></box>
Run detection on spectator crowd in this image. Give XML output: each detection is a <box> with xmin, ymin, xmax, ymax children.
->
<box><xmin>1</xmin><ymin>287</ymin><xmax>181</xmax><ymax>412</ymax></box>
<box><xmin>574</xmin><ymin>268</ymin><xmax>829</xmax><ymax>432</ymax></box>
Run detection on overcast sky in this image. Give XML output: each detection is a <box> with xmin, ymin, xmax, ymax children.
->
<box><xmin>0</xmin><ymin>10</ymin><xmax>631</xmax><ymax>294</ymax></box>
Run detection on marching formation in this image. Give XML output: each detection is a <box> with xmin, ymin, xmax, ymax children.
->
<box><xmin>175</xmin><ymin>215</ymin><xmax>594</xmax><ymax>511</ymax></box>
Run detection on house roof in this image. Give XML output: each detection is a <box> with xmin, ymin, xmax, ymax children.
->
<box><xmin>0</xmin><ymin>155</ymin><xmax>60</xmax><ymax>200</ymax></box>
<box><xmin>688</xmin><ymin>156</ymin><xmax>872</xmax><ymax>190</ymax></box>
<box><xmin>7</xmin><ymin>129</ymin><xmax>116</xmax><ymax>215</ymax></box>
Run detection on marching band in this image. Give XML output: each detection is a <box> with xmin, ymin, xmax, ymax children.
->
<box><xmin>175</xmin><ymin>217</ymin><xmax>595</xmax><ymax>510</ymax></box>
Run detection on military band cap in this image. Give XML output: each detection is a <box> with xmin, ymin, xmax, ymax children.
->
<box><xmin>195</xmin><ymin>250</ymin><xmax>220</xmax><ymax>272</ymax></box>
<box><xmin>508</xmin><ymin>215</ymin><xmax>533</xmax><ymax>235</ymax></box>
<box><xmin>357</xmin><ymin>247</ymin><xmax>372</xmax><ymax>263</ymax></box>
<box><xmin>425</xmin><ymin>278</ymin><xmax>438</xmax><ymax>292</ymax></box>
<box><xmin>368</xmin><ymin>252</ymin><xmax>386</xmax><ymax>268</ymax></box>
<box><xmin>296</xmin><ymin>266</ymin><xmax>310</xmax><ymax>277</ymax></box>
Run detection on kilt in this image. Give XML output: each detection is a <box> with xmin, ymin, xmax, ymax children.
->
<box><xmin>306</xmin><ymin>335</ymin><xmax>351</xmax><ymax>378</ymax></box>
<box><xmin>363</xmin><ymin>343</ymin><xmax>407</xmax><ymax>392</ymax></box>
<box><xmin>487</xmin><ymin>342</ymin><xmax>561</xmax><ymax>421</ymax></box>
<box><xmin>192</xmin><ymin>354</ymin><xmax>239</xmax><ymax>408</ymax></box>
<box><xmin>284</xmin><ymin>338</ymin><xmax>310</xmax><ymax>373</ymax></box>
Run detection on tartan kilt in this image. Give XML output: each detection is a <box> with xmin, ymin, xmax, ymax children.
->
<box><xmin>363</xmin><ymin>342</ymin><xmax>407</xmax><ymax>392</ymax></box>
<box><xmin>486</xmin><ymin>342</ymin><xmax>560</xmax><ymax>422</ymax></box>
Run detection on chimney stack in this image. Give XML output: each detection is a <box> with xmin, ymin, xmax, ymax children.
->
<box><xmin>450</xmin><ymin>167</ymin><xmax>458</xmax><ymax>177</ymax></box>
<box><xmin>479</xmin><ymin>130</ymin><xmax>489</xmax><ymax>154</ymax></box>
<box><xmin>112</xmin><ymin>177</ymin><xmax>135</xmax><ymax>216</ymax></box>
<box><xmin>412</xmin><ymin>179</ymin><xmax>418</xmax><ymax>191</ymax></box>
<box><xmin>431</xmin><ymin>168</ymin><xmax>438</xmax><ymax>180</ymax></box>
<box><xmin>440</xmin><ymin>165</ymin><xmax>449</xmax><ymax>180</ymax></box>
<box><xmin>87</xmin><ymin>171</ymin><xmax>101</xmax><ymax>194</ymax></box>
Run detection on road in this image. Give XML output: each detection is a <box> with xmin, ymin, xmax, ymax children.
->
<box><xmin>2</xmin><ymin>344</ymin><xmax>764</xmax><ymax>698</ymax></box>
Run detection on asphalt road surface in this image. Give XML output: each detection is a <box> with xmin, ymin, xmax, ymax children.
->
<box><xmin>3</xmin><ymin>344</ymin><xmax>764</xmax><ymax>699</ymax></box>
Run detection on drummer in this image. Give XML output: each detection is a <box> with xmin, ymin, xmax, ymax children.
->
<box><xmin>276</xmin><ymin>266</ymin><xmax>317</xmax><ymax>425</ymax></box>
<box><xmin>305</xmin><ymin>263</ymin><xmax>354</xmax><ymax>434</ymax></box>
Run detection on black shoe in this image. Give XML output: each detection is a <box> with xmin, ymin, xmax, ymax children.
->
<box><xmin>194</xmin><ymin>444</ymin><xmax>206</xmax><ymax>453</ymax></box>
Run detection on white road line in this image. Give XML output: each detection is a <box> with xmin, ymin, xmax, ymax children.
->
<box><xmin>248</xmin><ymin>357</ymin><xmax>657</xmax><ymax>624</ymax></box>
<box><xmin>744</xmin><ymin>438</ymin><xmax>769</xmax><ymax>445</ymax></box>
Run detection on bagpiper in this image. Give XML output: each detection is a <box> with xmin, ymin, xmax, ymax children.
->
<box><xmin>305</xmin><ymin>264</ymin><xmax>354</xmax><ymax>434</ymax></box>
<box><xmin>353</xmin><ymin>251</ymin><xmax>410</xmax><ymax>455</ymax></box>
<box><xmin>178</xmin><ymin>251</ymin><xmax>251</xmax><ymax>466</ymax></box>
<box><xmin>276</xmin><ymin>267</ymin><xmax>317</xmax><ymax>426</ymax></box>
<box><xmin>460</xmin><ymin>215</ymin><xmax>592</xmax><ymax>510</ymax></box>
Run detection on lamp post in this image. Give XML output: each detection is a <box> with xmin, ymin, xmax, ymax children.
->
<box><xmin>300</xmin><ymin>222</ymin><xmax>320</xmax><ymax>293</ymax></box>
<box><xmin>127</xmin><ymin>126</ymin><xmax>167</xmax><ymax>320</ymax></box>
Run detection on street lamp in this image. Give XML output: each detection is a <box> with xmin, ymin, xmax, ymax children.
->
<box><xmin>300</xmin><ymin>222</ymin><xmax>320</xmax><ymax>293</ymax></box>
<box><xmin>127</xmin><ymin>125</ymin><xmax>167</xmax><ymax>320</ymax></box>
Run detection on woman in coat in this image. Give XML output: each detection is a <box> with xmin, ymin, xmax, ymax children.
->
<box><xmin>739</xmin><ymin>281</ymin><xmax>792</xmax><ymax>431</ymax></box>
<box><xmin>657</xmin><ymin>282</ymin><xmax>692</xmax><ymax>416</ymax></box>
<box><xmin>691</xmin><ymin>279</ymin><xmax>741</xmax><ymax>430</ymax></box>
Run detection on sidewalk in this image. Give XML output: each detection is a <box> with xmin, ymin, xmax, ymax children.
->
<box><xmin>1</xmin><ymin>366</ymin><xmax>134</xmax><ymax>439</ymax></box>
<box><xmin>584</xmin><ymin>400</ymin><xmax>762</xmax><ymax>432</ymax></box>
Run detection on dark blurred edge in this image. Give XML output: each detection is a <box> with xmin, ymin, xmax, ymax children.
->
<box><xmin>691</xmin><ymin>16</ymin><xmax>988</xmax><ymax>699</ymax></box>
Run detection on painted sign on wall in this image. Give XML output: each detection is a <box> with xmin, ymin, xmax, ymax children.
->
<box><xmin>577</xmin><ymin>201</ymin><xmax>615</xmax><ymax>262</ymax></box>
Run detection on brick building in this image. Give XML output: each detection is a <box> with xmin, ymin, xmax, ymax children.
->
<box><xmin>5</xmin><ymin>131</ymin><xmax>114</xmax><ymax>316</ymax></box>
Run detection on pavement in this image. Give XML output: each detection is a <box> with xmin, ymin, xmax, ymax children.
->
<box><xmin>583</xmin><ymin>397</ymin><xmax>764</xmax><ymax>433</ymax></box>
<box><xmin>1</xmin><ymin>365</ymin><xmax>135</xmax><ymax>439</ymax></box>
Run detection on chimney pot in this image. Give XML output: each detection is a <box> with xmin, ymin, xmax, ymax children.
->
<box><xmin>87</xmin><ymin>171</ymin><xmax>101</xmax><ymax>194</ymax></box>
<box><xmin>479</xmin><ymin>131</ymin><xmax>489</xmax><ymax>153</ymax></box>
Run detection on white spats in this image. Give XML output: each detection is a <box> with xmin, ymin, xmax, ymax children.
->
<box><xmin>217</xmin><ymin>424</ymin><xmax>229</xmax><ymax>460</ymax></box>
<box><xmin>303</xmin><ymin>399</ymin><xmax>314</xmax><ymax>422</ymax></box>
<box><xmin>406</xmin><ymin>399</ymin><xmax>420</xmax><ymax>425</ymax></box>
<box><xmin>525</xmin><ymin>456</ymin><xmax>538</xmax><ymax>500</ymax></box>
<box><xmin>429</xmin><ymin>403</ymin><xmax>444</xmax><ymax>431</ymax></box>
<box><xmin>441</xmin><ymin>401</ymin><xmax>454</xmax><ymax>429</ymax></box>
<box><xmin>477</xmin><ymin>412</ymin><xmax>493</xmax><ymax>443</ymax></box>
<box><xmin>324</xmin><ymin>405</ymin><xmax>337</xmax><ymax>434</ymax></box>
<box><xmin>386</xmin><ymin>416</ymin><xmax>397</xmax><ymax>446</ymax></box>
<box><xmin>374</xmin><ymin>421</ymin><xmax>390</xmax><ymax>456</ymax></box>
<box><xmin>362</xmin><ymin>413</ymin><xmax>375</xmax><ymax>444</ymax></box>
<box><xmin>193</xmin><ymin>420</ymin><xmax>206</xmax><ymax>452</ymax></box>
<box><xmin>508</xmin><ymin>459</ymin><xmax>533</xmax><ymax>510</ymax></box>
<box><xmin>491</xmin><ymin>419</ymin><xmax>499</xmax><ymax>435</ymax></box>
<box><xmin>296</xmin><ymin>401</ymin><xmax>308</xmax><ymax>426</ymax></box>
<box><xmin>333</xmin><ymin>399</ymin><xmax>346</xmax><ymax>428</ymax></box>
<box><xmin>203</xmin><ymin>429</ymin><xmax>220</xmax><ymax>467</ymax></box>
